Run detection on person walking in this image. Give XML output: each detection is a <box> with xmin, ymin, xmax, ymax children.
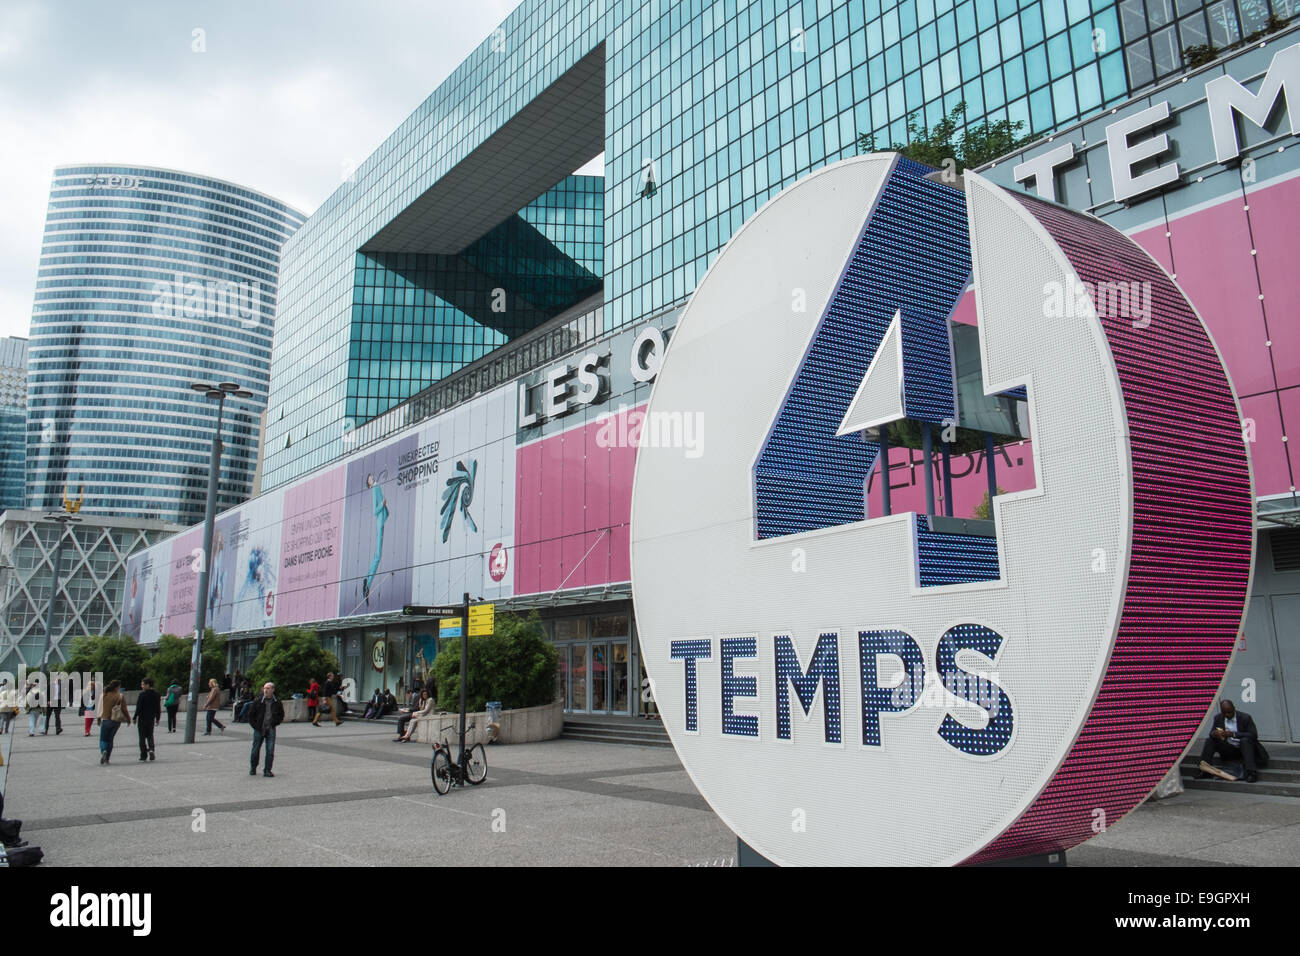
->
<box><xmin>135</xmin><ymin>677</ymin><xmax>161</xmax><ymax>761</ymax></box>
<box><xmin>305</xmin><ymin>677</ymin><xmax>320</xmax><ymax>723</ymax></box>
<box><xmin>81</xmin><ymin>678</ymin><xmax>98</xmax><ymax>736</ymax></box>
<box><xmin>25</xmin><ymin>677</ymin><xmax>42</xmax><ymax>736</ymax></box>
<box><xmin>202</xmin><ymin>678</ymin><xmax>225</xmax><ymax>735</ymax></box>
<box><xmin>164</xmin><ymin>682</ymin><xmax>181</xmax><ymax>733</ymax></box>
<box><xmin>43</xmin><ymin>673</ymin><xmax>64</xmax><ymax>735</ymax></box>
<box><xmin>247</xmin><ymin>681</ymin><xmax>284</xmax><ymax>777</ymax></box>
<box><xmin>97</xmin><ymin>679</ymin><xmax>130</xmax><ymax>765</ymax></box>
<box><xmin>311</xmin><ymin>672</ymin><xmax>342</xmax><ymax>727</ymax></box>
<box><xmin>0</xmin><ymin>678</ymin><xmax>16</xmax><ymax>734</ymax></box>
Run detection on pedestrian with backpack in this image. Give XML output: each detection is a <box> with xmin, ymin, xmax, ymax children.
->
<box><xmin>97</xmin><ymin>680</ymin><xmax>130</xmax><ymax>765</ymax></box>
<box><xmin>164</xmin><ymin>682</ymin><xmax>181</xmax><ymax>733</ymax></box>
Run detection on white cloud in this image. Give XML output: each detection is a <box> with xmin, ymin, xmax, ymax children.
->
<box><xmin>0</xmin><ymin>0</ymin><xmax>528</xmax><ymax>339</ymax></box>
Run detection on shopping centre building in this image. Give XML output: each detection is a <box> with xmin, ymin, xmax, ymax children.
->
<box><xmin>123</xmin><ymin>1</ymin><xmax>1299</xmax><ymax>738</ymax></box>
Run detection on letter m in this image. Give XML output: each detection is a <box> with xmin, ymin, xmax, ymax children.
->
<box><xmin>1207</xmin><ymin>43</ymin><xmax>1300</xmax><ymax>163</ymax></box>
<box><xmin>774</xmin><ymin>633</ymin><xmax>842</xmax><ymax>743</ymax></box>
<box><xmin>102</xmin><ymin>893</ymin><xmax>130</xmax><ymax>926</ymax></box>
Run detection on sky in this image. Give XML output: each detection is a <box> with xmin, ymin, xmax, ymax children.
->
<box><xmin>0</xmin><ymin>0</ymin><xmax>602</xmax><ymax>340</ymax></box>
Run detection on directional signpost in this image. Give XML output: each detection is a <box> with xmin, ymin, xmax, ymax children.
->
<box><xmin>403</xmin><ymin>598</ymin><xmax>495</xmax><ymax>778</ymax></box>
<box><xmin>468</xmin><ymin>603</ymin><xmax>494</xmax><ymax>637</ymax></box>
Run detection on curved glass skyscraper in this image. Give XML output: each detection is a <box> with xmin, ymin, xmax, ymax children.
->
<box><xmin>27</xmin><ymin>165</ymin><xmax>305</xmax><ymax>524</ymax></box>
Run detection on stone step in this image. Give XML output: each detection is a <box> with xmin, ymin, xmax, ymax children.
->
<box><xmin>560</xmin><ymin>730</ymin><xmax>675</xmax><ymax>748</ymax></box>
<box><xmin>559</xmin><ymin>728</ymin><xmax>670</xmax><ymax>743</ymax></box>
<box><xmin>561</xmin><ymin>718</ymin><xmax>672</xmax><ymax>748</ymax></box>
<box><xmin>1180</xmin><ymin>776</ymin><xmax>1300</xmax><ymax>798</ymax></box>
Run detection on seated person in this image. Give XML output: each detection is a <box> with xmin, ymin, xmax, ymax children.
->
<box><xmin>363</xmin><ymin>689</ymin><xmax>385</xmax><ymax>720</ymax></box>
<box><xmin>393</xmin><ymin>690</ymin><xmax>434</xmax><ymax>742</ymax></box>
<box><xmin>382</xmin><ymin>689</ymin><xmax>398</xmax><ymax>715</ymax></box>
<box><xmin>1196</xmin><ymin>699</ymin><xmax>1260</xmax><ymax>783</ymax></box>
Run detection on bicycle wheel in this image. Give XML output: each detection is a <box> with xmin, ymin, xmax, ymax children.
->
<box><xmin>465</xmin><ymin>743</ymin><xmax>488</xmax><ymax>784</ymax></box>
<box><xmin>431</xmin><ymin>748</ymin><xmax>453</xmax><ymax>795</ymax></box>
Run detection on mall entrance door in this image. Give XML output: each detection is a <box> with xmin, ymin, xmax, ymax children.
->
<box><xmin>554</xmin><ymin>612</ymin><xmax>633</xmax><ymax>716</ymax></box>
<box><xmin>560</xmin><ymin>641</ymin><xmax>631</xmax><ymax>715</ymax></box>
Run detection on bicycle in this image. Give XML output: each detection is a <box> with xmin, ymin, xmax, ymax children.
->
<box><xmin>430</xmin><ymin>718</ymin><xmax>487</xmax><ymax>794</ymax></box>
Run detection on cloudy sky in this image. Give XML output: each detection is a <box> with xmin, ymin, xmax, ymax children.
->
<box><xmin>0</xmin><ymin>0</ymin><xmax>576</xmax><ymax>339</ymax></box>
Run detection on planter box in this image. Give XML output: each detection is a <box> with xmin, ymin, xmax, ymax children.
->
<box><xmin>409</xmin><ymin>699</ymin><xmax>563</xmax><ymax>746</ymax></box>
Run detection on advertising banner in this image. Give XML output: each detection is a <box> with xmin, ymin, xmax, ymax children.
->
<box><xmin>411</xmin><ymin>386</ymin><xmax>517</xmax><ymax>607</ymax></box>
<box><xmin>162</xmin><ymin>526</ymin><xmax>202</xmax><ymax>637</ymax></box>
<box><xmin>338</xmin><ymin>434</ymin><xmax>419</xmax><ymax>616</ymax></box>
<box><xmin>205</xmin><ymin>509</ymin><xmax>241</xmax><ymax>634</ymax></box>
<box><xmin>228</xmin><ymin>492</ymin><xmax>283</xmax><ymax>632</ymax></box>
<box><xmin>278</xmin><ymin>467</ymin><xmax>345</xmax><ymax>626</ymax></box>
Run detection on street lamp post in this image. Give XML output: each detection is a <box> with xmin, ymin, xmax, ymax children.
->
<box><xmin>38</xmin><ymin>510</ymin><xmax>82</xmax><ymax>672</ymax></box>
<box><xmin>183</xmin><ymin>382</ymin><xmax>253</xmax><ymax>744</ymax></box>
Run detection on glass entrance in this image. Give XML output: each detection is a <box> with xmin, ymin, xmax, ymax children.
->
<box><xmin>569</xmin><ymin>644</ymin><xmax>588</xmax><ymax>712</ymax></box>
<box><xmin>558</xmin><ymin>639</ymin><xmax>631</xmax><ymax>714</ymax></box>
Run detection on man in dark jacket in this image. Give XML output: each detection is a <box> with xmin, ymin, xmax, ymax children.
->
<box><xmin>1197</xmin><ymin>699</ymin><xmax>1261</xmax><ymax>783</ymax></box>
<box><xmin>134</xmin><ymin>677</ymin><xmax>162</xmax><ymax>761</ymax></box>
<box><xmin>248</xmin><ymin>682</ymin><xmax>285</xmax><ymax>777</ymax></box>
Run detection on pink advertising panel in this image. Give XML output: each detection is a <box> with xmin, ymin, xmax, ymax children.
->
<box><xmin>277</xmin><ymin>466</ymin><xmax>346</xmax><ymax>626</ymax></box>
<box><xmin>513</xmin><ymin>405</ymin><xmax>638</xmax><ymax>596</ymax></box>
<box><xmin>162</xmin><ymin>526</ymin><xmax>202</xmax><ymax>637</ymax></box>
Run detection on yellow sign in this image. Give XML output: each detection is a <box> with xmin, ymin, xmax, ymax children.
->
<box><xmin>439</xmin><ymin>617</ymin><xmax>463</xmax><ymax>637</ymax></box>
<box><xmin>469</xmin><ymin>603</ymin><xmax>495</xmax><ymax>636</ymax></box>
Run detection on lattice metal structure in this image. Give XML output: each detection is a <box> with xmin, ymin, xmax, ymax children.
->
<box><xmin>0</xmin><ymin>510</ymin><xmax>182</xmax><ymax>672</ymax></box>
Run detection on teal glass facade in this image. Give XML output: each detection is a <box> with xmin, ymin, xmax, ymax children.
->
<box><xmin>262</xmin><ymin>0</ymin><xmax>1295</xmax><ymax>490</ymax></box>
<box><xmin>28</xmin><ymin>165</ymin><xmax>304</xmax><ymax>523</ymax></box>
<box><xmin>345</xmin><ymin>175</ymin><xmax>602</xmax><ymax>425</ymax></box>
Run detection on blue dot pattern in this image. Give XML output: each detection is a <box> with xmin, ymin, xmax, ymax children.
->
<box><xmin>720</xmin><ymin>636</ymin><xmax>759</xmax><ymax>737</ymax></box>
<box><xmin>935</xmin><ymin>623</ymin><xmax>1014</xmax><ymax>756</ymax></box>
<box><xmin>858</xmin><ymin>629</ymin><xmax>926</xmax><ymax>747</ymax></box>
<box><xmin>753</xmin><ymin>158</ymin><xmax>970</xmax><ymax>541</ymax></box>
<box><xmin>670</xmin><ymin>639</ymin><xmax>712</xmax><ymax>733</ymax></box>
<box><xmin>774</xmin><ymin>632</ymin><xmax>843</xmax><ymax>743</ymax></box>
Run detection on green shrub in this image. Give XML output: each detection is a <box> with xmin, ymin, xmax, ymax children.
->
<box><xmin>246</xmin><ymin>628</ymin><xmax>339</xmax><ymax>699</ymax></box>
<box><xmin>432</xmin><ymin>611</ymin><xmax>557</xmax><ymax>712</ymax></box>
<box><xmin>144</xmin><ymin>630</ymin><xmax>226</xmax><ymax>693</ymax></box>
<box><xmin>61</xmin><ymin>634</ymin><xmax>150</xmax><ymax>689</ymax></box>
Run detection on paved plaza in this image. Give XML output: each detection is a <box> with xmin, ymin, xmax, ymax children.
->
<box><xmin>2</xmin><ymin>719</ymin><xmax>1298</xmax><ymax>867</ymax></box>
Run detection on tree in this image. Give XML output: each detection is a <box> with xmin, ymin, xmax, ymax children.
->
<box><xmin>61</xmin><ymin>634</ymin><xmax>150</xmax><ymax>689</ymax></box>
<box><xmin>246</xmin><ymin>628</ymin><xmax>339</xmax><ymax>699</ymax></box>
<box><xmin>431</xmin><ymin>611</ymin><xmax>557</xmax><ymax>713</ymax></box>
<box><xmin>973</xmin><ymin>487</ymin><xmax>1007</xmax><ymax>520</ymax></box>
<box><xmin>145</xmin><ymin>630</ymin><xmax>226</xmax><ymax>693</ymax></box>
<box><xmin>858</xmin><ymin>101</ymin><xmax>1033</xmax><ymax>173</ymax></box>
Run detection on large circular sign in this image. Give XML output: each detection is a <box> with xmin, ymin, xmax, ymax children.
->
<box><xmin>630</xmin><ymin>155</ymin><xmax>1253</xmax><ymax>866</ymax></box>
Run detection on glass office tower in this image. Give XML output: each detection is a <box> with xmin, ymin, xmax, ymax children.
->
<box><xmin>0</xmin><ymin>337</ymin><xmax>28</xmax><ymax>511</ymax></box>
<box><xmin>263</xmin><ymin>0</ymin><xmax>1297</xmax><ymax>490</ymax></box>
<box><xmin>27</xmin><ymin>165</ymin><xmax>305</xmax><ymax>524</ymax></box>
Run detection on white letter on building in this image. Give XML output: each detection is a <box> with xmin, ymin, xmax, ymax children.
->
<box><xmin>1106</xmin><ymin>102</ymin><xmax>1180</xmax><ymax>203</ymax></box>
<box><xmin>1013</xmin><ymin>142</ymin><xmax>1077</xmax><ymax>201</ymax></box>
<box><xmin>1206</xmin><ymin>43</ymin><xmax>1300</xmax><ymax>164</ymax></box>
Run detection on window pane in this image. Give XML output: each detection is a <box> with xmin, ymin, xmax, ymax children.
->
<box><xmin>1151</xmin><ymin>24</ymin><xmax>1181</xmax><ymax>75</ymax></box>
<box><xmin>1179</xmin><ymin>11</ymin><xmax>1208</xmax><ymax>48</ymax></box>
<box><xmin>1147</xmin><ymin>0</ymin><xmax>1176</xmax><ymax>27</ymax></box>
<box><xmin>1126</xmin><ymin>39</ymin><xmax>1154</xmax><ymax>87</ymax></box>
<box><xmin>1206</xmin><ymin>1</ymin><xmax>1242</xmax><ymax>45</ymax></box>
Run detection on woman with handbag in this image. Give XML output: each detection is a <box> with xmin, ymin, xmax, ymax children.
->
<box><xmin>202</xmin><ymin>678</ymin><xmax>225</xmax><ymax>735</ymax></box>
<box><xmin>97</xmin><ymin>679</ymin><xmax>131</xmax><ymax>765</ymax></box>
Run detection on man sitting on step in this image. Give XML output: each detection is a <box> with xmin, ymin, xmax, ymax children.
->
<box><xmin>1196</xmin><ymin>699</ymin><xmax>1259</xmax><ymax>783</ymax></box>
